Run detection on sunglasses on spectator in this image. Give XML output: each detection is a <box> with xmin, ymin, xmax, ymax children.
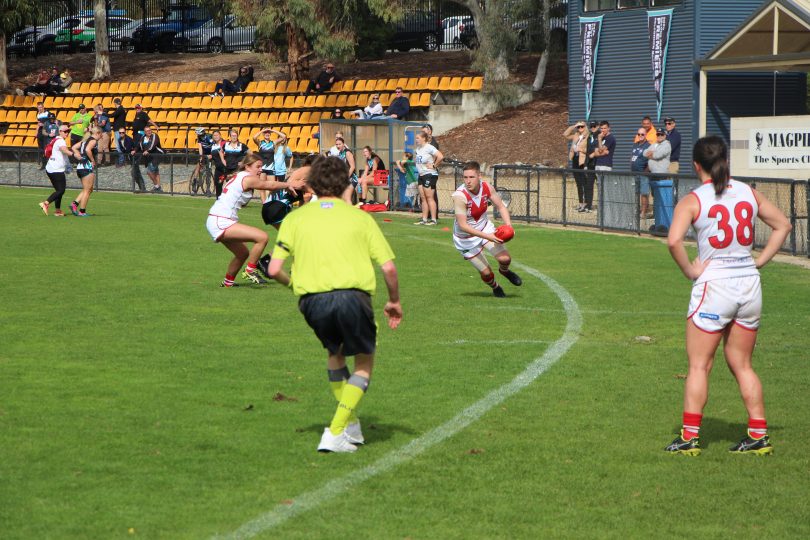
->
<box><xmin>59</xmin><ymin>129</ymin><xmax>69</xmax><ymax>133</ymax></box>
<box><xmin>395</xmin><ymin>90</ymin><xmax>403</xmax><ymax>94</ymax></box>
<box><xmin>665</xmin><ymin>121</ymin><xmax>674</xmax><ymax>124</ymax></box>
<box><xmin>637</xmin><ymin>132</ymin><xmax>646</xmax><ymax>136</ymax></box>
<box><xmin>326</xmin><ymin>65</ymin><xmax>334</xmax><ymax>69</ymax></box>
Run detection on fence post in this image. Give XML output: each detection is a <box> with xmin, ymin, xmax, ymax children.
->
<box><xmin>170</xmin><ymin>154</ymin><xmax>174</xmax><ymax>195</ymax></box>
<box><xmin>17</xmin><ymin>152</ymin><xmax>22</xmax><ymax>187</ymax></box>
<box><xmin>598</xmin><ymin>171</ymin><xmax>604</xmax><ymax>231</ymax></box>
<box><xmin>635</xmin><ymin>176</ymin><xmax>641</xmax><ymax>234</ymax></box>
<box><xmin>561</xmin><ymin>170</ymin><xmax>567</xmax><ymax>226</ymax></box>
<box><xmin>524</xmin><ymin>168</ymin><xmax>530</xmax><ymax>223</ymax></box>
<box><xmin>806</xmin><ymin>179</ymin><xmax>810</xmax><ymax>258</ymax></box>
<box><xmin>789</xmin><ymin>181</ymin><xmax>797</xmax><ymax>256</ymax></box>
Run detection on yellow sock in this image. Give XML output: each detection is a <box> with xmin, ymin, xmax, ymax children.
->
<box><xmin>329</xmin><ymin>383</ymin><xmax>365</xmax><ymax>435</ymax></box>
<box><xmin>329</xmin><ymin>379</ymin><xmax>358</xmax><ymax>423</ymax></box>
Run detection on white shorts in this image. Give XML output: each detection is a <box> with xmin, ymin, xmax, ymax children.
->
<box><xmin>206</xmin><ymin>214</ymin><xmax>237</xmax><ymax>242</ymax></box>
<box><xmin>453</xmin><ymin>222</ymin><xmax>506</xmax><ymax>260</ymax></box>
<box><xmin>687</xmin><ymin>275</ymin><xmax>761</xmax><ymax>334</ymax></box>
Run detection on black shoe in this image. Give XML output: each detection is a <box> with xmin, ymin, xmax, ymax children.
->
<box><xmin>500</xmin><ymin>269</ymin><xmax>522</xmax><ymax>286</ymax></box>
<box><xmin>257</xmin><ymin>253</ymin><xmax>272</xmax><ymax>279</ymax></box>
<box><xmin>664</xmin><ymin>431</ymin><xmax>701</xmax><ymax>456</ymax></box>
<box><xmin>729</xmin><ymin>434</ymin><xmax>773</xmax><ymax>455</ymax></box>
<box><xmin>492</xmin><ymin>286</ymin><xmax>506</xmax><ymax>298</ymax></box>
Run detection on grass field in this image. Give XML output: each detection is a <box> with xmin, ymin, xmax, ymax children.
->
<box><xmin>1</xmin><ymin>187</ymin><xmax>809</xmax><ymax>539</ymax></box>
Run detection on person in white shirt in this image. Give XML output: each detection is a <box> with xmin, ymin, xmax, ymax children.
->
<box><xmin>350</xmin><ymin>94</ymin><xmax>384</xmax><ymax>120</ymax></box>
<box><xmin>664</xmin><ymin>136</ymin><xmax>792</xmax><ymax>456</ymax></box>
<box><xmin>38</xmin><ymin>125</ymin><xmax>74</xmax><ymax>216</ymax></box>
<box><xmin>413</xmin><ymin>131</ymin><xmax>443</xmax><ymax>225</ymax></box>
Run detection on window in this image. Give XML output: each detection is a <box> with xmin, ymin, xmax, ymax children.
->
<box><xmin>584</xmin><ymin>0</ymin><xmax>680</xmax><ymax>11</ymax></box>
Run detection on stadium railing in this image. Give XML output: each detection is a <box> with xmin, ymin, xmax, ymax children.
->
<box><xmin>1</xmin><ymin>150</ymin><xmax>807</xmax><ymax>257</ymax></box>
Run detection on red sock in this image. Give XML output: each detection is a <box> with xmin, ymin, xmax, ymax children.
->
<box><xmin>481</xmin><ymin>272</ymin><xmax>498</xmax><ymax>289</ymax></box>
<box><xmin>246</xmin><ymin>262</ymin><xmax>257</xmax><ymax>274</ymax></box>
<box><xmin>682</xmin><ymin>412</ymin><xmax>702</xmax><ymax>440</ymax></box>
<box><xmin>748</xmin><ymin>418</ymin><xmax>767</xmax><ymax>439</ymax></box>
<box><xmin>223</xmin><ymin>273</ymin><xmax>236</xmax><ymax>286</ymax></box>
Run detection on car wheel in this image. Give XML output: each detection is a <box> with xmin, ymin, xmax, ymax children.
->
<box><xmin>157</xmin><ymin>35</ymin><xmax>174</xmax><ymax>53</ymax></box>
<box><xmin>422</xmin><ymin>33</ymin><xmax>438</xmax><ymax>52</ymax></box>
<box><xmin>207</xmin><ymin>37</ymin><xmax>223</xmax><ymax>54</ymax></box>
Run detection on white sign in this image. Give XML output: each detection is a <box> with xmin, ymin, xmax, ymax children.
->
<box><xmin>748</xmin><ymin>128</ymin><xmax>810</xmax><ymax>169</ymax></box>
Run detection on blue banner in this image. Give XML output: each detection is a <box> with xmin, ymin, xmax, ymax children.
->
<box><xmin>648</xmin><ymin>9</ymin><xmax>674</xmax><ymax>123</ymax></box>
<box><xmin>579</xmin><ymin>15</ymin><xmax>603</xmax><ymax>121</ymax></box>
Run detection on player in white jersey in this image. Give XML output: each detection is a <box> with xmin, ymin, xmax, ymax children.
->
<box><xmin>451</xmin><ymin>161</ymin><xmax>522</xmax><ymax>297</ymax></box>
<box><xmin>664</xmin><ymin>136</ymin><xmax>791</xmax><ymax>456</ymax></box>
<box><xmin>205</xmin><ymin>154</ymin><xmax>283</xmax><ymax>287</ymax></box>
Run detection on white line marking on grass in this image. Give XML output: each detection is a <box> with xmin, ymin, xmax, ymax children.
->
<box><xmin>483</xmin><ymin>305</ymin><xmax>684</xmax><ymax>317</ymax></box>
<box><xmin>217</xmin><ymin>237</ymin><xmax>582</xmax><ymax>540</ymax></box>
<box><xmin>444</xmin><ymin>339</ymin><xmax>554</xmax><ymax>345</ymax></box>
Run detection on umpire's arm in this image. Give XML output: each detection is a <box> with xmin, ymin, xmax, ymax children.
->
<box><xmin>381</xmin><ymin>260</ymin><xmax>402</xmax><ymax>329</ymax></box>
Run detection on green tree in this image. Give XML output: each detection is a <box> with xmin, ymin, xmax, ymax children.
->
<box><xmin>456</xmin><ymin>0</ymin><xmax>521</xmax><ymax>82</ymax></box>
<box><xmin>0</xmin><ymin>0</ymin><xmax>39</xmax><ymax>89</ymax></box>
<box><xmin>232</xmin><ymin>0</ymin><xmax>401</xmax><ymax>79</ymax></box>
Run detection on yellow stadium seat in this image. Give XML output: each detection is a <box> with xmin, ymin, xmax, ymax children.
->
<box><xmin>449</xmin><ymin>77</ymin><xmax>464</xmax><ymax>91</ymax></box>
<box><xmin>141</xmin><ymin>96</ymin><xmax>154</xmax><ymax>108</ymax></box>
<box><xmin>0</xmin><ymin>111</ymin><xmax>6</xmax><ymax>123</ymax></box>
<box><xmin>168</xmin><ymin>96</ymin><xmax>181</xmax><ymax>109</ymax></box>
<box><xmin>289</xmin><ymin>126</ymin><xmax>301</xmax><ymax>139</ymax></box>
<box><xmin>124</xmin><ymin>110</ymin><xmax>135</xmax><ymax>122</ymax></box>
<box><xmin>438</xmin><ymin>77</ymin><xmax>453</xmax><ymax>91</ymax></box>
<box><xmin>154</xmin><ymin>111</ymin><xmax>167</xmax><ymax>122</ymax></box>
<box><xmin>324</xmin><ymin>95</ymin><xmax>337</xmax><ymax>108</ymax></box>
<box><xmin>178</xmin><ymin>82</ymin><xmax>194</xmax><ymax>93</ymax></box>
<box><xmin>146</xmin><ymin>82</ymin><xmax>159</xmax><ymax>94</ymax></box>
<box><xmin>354</xmin><ymin>80</ymin><xmax>368</xmax><ymax>92</ymax></box>
<box><xmin>380</xmin><ymin>94</ymin><xmax>391</xmax><ymax>107</ymax></box>
<box><xmin>24</xmin><ymin>136</ymin><xmax>38</xmax><ymax>147</ymax></box>
<box><xmin>220</xmin><ymin>96</ymin><xmax>233</xmax><ymax>108</ymax></box>
<box><xmin>470</xmin><ymin>76</ymin><xmax>483</xmax><ymax>91</ymax></box>
<box><xmin>232</xmin><ymin>96</ymin><xmax>245</xmax><ymax>109</ymax></box>
<box><xmin>281</xmin><ymin>96</ymin><xmax>294</xmax><ymax>108</ymax></box>
<box><xmin>411</xmin><ymin>77</ymin><xmax>427</xmax><ymax>90</ymax></box>
<box><xmin>459</xmin><ymin>77</ymin><xmax>473</xmax><ymax>91</ymax></box>
<box><xmin>264</xmin><ymin>81</ymin><xmax>276</xmax><ymax>94</ymax></box>
<box><xmin>267</xmin><ymin>96</ymin><xmax>280</xmax><ymax>108</ymax></box>
<box><xmin>70</xmin><ymin>82</ymin><xmax>86</xmax><ymax>94</ymax></box>
<box><xmin>106</xmin><ymin>82</ymin><xmax>120</xmax><ymax>95</ymax></box>
<box><xmin>225</xmin><ymin>112</ymin><xmax>238</xmax><ymax>124</ymax></box>
<box><xmin>89</xmin><ymin>82</ymin><xmax>102</xmax><ymax>94</ymax></box>
<box><xmin>277</xmin><ymin>112</ymin><xmax>289</xmax><ymax>124</ymax></box>
<box><xmin>10</xmin><ymin>136</ymin><xmax>22</xmax><ymax>147</ymax></box>
<box><xmin>241</xmin><ymin>96</ymin><xmax>254</xmax><ymax>109</ymax></box>
<box><xmin>340</xmin><ymin>80</ymin><xmax>355</xmax><ymax>92</ymax></box>
<box><xmin>288</xmin><ymin>112</ymin><xmax>300</xmax><ymax>124</ymax></box>
<box><xmin>310</xmin><ymin>95</ymin><xmax>324</xmax><ymax>108</ymax></box>
<box><xmin>293</xmin><ymin>95</ymin><xmax>305</xmax><ymax>108</ymax></box>
<box><xmin>267</xmin><ymin>112</ymin><xmax>279</xmax><ymax>124</ymax></box>
<box><xmin>275</xmin><ymin>80</ymin><xmax>288</xmax><ymax>93</ymax></box>
<box><xmin>199</xmin><ymin>81</ymin><xmax>216</xmax><ymax>93</ymax></box>
<box><xmin>253</xmin><ymin>81</ymin><xmax>267</xmax><ymax>93</ymax></box>
<box><xmin>331</xmin><ymin>81</ymin><xmax>345</xmax><ymax>92</ymax></box>
<box><xmin>335</xmin><ymin>95</ymin><xmax>348</xmax><ymax>108</ymax></box>
<box><xmin>177</xmin><ymin>111</ymin><xmax>189</xmax><ymax>123</ymax></box>
<box><xmin>418</xmin><ymin>93</ymin><xmax>432</xmax><ymax>107</ymax></box>
<box><xmin>156</xmin><ymin>82</ymin><xmax>169</xmax><ymax>93</ymax></box>
<box><xmin>196</xmin><ymin>96</ymin><xmax>210</xmax><ymax>109</ymax></box>
<box><xmin>187</xmin><ymin>112</ymin><xmax>199</xmax><ymax>123</ymax></box>
<box><xmin>427</xmin><ymin>76</ymin><xmax>440</xmax><ymax>91</ymax></box>
<box><xmin>134</xmin><ymin>82</ymin><xmax>148</xmax><ymax>94</ymax></box>
<box><xmin>236</xmin><ymin>112</ymin><xmax>249</xmax><ymax>124</ymax></box>
<box><xmin>165</xmin><ymin>82</ymin><xmax>179</xmax><ymax>93</ymax></box>
<box><xmin>307</xmin><ymin>138</ymin><xmax>320</xmax><ymax>153</ymax></box>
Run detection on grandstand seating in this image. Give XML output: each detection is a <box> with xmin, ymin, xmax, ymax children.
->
<box><xmin>0</xmin><ymin>76</ymin><xmax>483</xmax><ymax>154</ymax></box>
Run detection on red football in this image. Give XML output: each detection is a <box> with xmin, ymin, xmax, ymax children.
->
<box><xmin>495</xmin><ymin>225</ymin><xmax>515</xmax><ymax>242</ymax></box>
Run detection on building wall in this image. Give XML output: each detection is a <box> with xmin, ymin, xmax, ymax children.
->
<box><xmin>567</xmin><ymin>0</ymin><xmax>807</xmax><ymax>171</ymax></box>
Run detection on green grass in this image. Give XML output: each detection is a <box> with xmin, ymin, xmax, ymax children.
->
<box><xmin>1</xmin><ymin>187</ymin><xmax>809</xmax><ymax>539</ymax></box>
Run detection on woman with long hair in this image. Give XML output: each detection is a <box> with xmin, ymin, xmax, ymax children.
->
<box><xmin>664</xmin><ymin>135</ymin><xmax>792</xmax><ymax>456</ymax></box>
<box><xmin>413</xmin><ymin>131</ymin><xmax>443</xmax><ymax>225</ymax></box>
<box><xmin>209</xmin><ymin>131</ymin><xmax>226</xmax><ymax>197</ymax></box>
<box><xmin>358</xmin><ymin>146</ymin><xmax>386</xmax><ymax>207</ymax></box>
<box><xmin>206</xmin><ymin>153</ymin><xmax>285</xmax><ymax>287</ymax></box>
<box><xmin>333</xmin><ymin>137</ymin><xmax>357</xmax><ymax>203</ymax></box>
<box><xmin>39</xmin><ymin>124</ymin><xmax>73</xmax><ymax>216</ymax></box>
<box><xmin>70</xmin><ymin>126</ymin><xmax>101</xmax><ymax>217</ymax></box>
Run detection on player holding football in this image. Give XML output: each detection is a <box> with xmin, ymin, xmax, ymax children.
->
<box><xmin>664</xmin><ymin>136</ymin><xmax>791</xmax><ymax>456</ymax></box>
<box><xmin>452</xmin><ymin>161</ymin><xmax>522</xmax><ymax>297</ymax></box>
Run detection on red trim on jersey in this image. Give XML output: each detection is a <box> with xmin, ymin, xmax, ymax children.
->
<box><xmin>688</xmin><ymin>191</ymin><xmax>701</xmax><ymax>224</ymax></box>
<box><xmin>689</xmin><ymin>318</ymin><xmax>723</xmax><ymax>334</ymax></box>
<box><xmin>686</xmin><ymin>283</ymin><xmax>708</xmax><ymax>320</ymax></box>
<box><xmin>733</xmin><ymin>320</ymin><xmax>758</xmax><ymax>332</ymax></box>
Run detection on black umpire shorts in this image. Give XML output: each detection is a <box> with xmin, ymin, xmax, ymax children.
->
<box><xmin>418</xmin><ymin>174</ymin><xmax>438</xmax><ymax>189</ymax></box>
<box><xmin>298</xmin><ymin>289</ymin><xmax>376</xmax><ymax>356</ymax></box>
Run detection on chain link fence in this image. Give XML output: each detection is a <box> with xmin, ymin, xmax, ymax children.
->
<box><xmin>1</xmin><ymin>150</ymin><xmax>807</xmax><ymax>257</ymax></box>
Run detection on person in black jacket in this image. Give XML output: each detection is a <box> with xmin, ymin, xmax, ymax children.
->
<box><xmin>212</xmin><ymin>65</ymin><xmax>254</xmax><ymax>97</ymax></box>
<box><xmin>131</xmin><ymin>104</ymin><xmax>156</xmax><ymax>145</ymax></box>
<box><xmin>109</xmin><ymin>98</ymin><xmax>127</xmax><ymax>165</ymax></box>
<box><xmin>132</xmin><ymin>125</ymin><xmax>164</xmax><ymax>193</ymax></box>
<box><xmin>304</xmin><ymin>63</ymin><xmax>340</xmax><ymax>95</ymax></box>
<box><xmin>383</xmin><ymin>87</ymin><xmax>410</xmax><ymax>120</ymax></box>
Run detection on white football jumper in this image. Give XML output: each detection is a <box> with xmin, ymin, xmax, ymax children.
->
<box><xmin>687</xmin><ymin>179</ymin><xmax>761</xmax><ymax>333</ymax></box>
<box><xmin>206</xmin><ymin>171</ymin><xmax>253</xmax><ymax>241</ymax></box>
<box><xmin>452</xmin><ymin>181</ymin><xmax>503</xmax><ymax>260</ymax></box>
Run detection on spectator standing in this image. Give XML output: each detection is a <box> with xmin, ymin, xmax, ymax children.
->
<box><xmin>413</xmin><ymin>131</ymin><xmax>443</xmax><ymax>225</ymax></box>
<box><xmin>395</xmin><ymin>152</ymin><xmax>418</xmax><ymax>209</ymax></box>
<box><xmin>212</xmin><ymin>65</ymin><xmax>254</xmax><ymax>97</ymax></box>
<box><xmin>563</xmin><ymin>121</ymin><xmax>589</xmax><ymax>212</ymax></box>
<box><xmin>641</xmin><ymin>116</ymin><xmax>657</xmax><ymax>144</ymax></box>
<box><xmin>664</xmin><ymin>116</ymin><xmax>682</xmax><ymax>173</ymax></box>
<box><xmin>69</xmin><ymin>126</ymin><xmax>101</xmax><ymax>217</ymax></box>
<box><xmin>210</xmin><ymin>131</ymin><xmax>227</xmax><ymax>197</ymax></box>
<box><xmin>134</xmin><ymin>125</ymin><xmax>165</xmax><ymax>193</ymax></box>
<box><xmin>351</xmin><ymin>94</ymin><xmax>383</xmax><ymax>120</ymax></box>
<box><xmin>94</xmin><ymin>104</ymin><xmax>112</xmax><ymax>166</ymax></box>
<box><xmin>594</xmin><ymin>121</ymin><xmax>616</xmax><ymax>171</ymax></box>
<box><xmin>383</xmin><ymin>87</ymin><xmax>410</xmax><ymax>120</ymax></box>
<box><xmin>645</xmin><ymin>129</ymin><xmax>673</xmax><ymax>232</ymax></box>
<box><xmin>631</xmin><ymin>129</ymin><xmax>652</xmax><ymax>218</ymax></box>
<box><xmin>116</xmin><ymin>127</ymin><xmax>142</xmax><ymax>191</ymax></box>
<box><xmin>579</xmin><ymin>120</ymin><xmax>600</xmax><ymax>213</ymax></box>
<box><xmin>68</xmin><ymin>104</ymin><xmax>93</xmax><ymax>146</ymax></box>
<box><xmin>422</xmin><ymin>124</ymin><xmax>439</xmax><ymax>149</ymax></box>
<box><xmin>35</xmin><ymin>102</ymin><xmax>50</xmax><ymax>169</ymax></box>
<box><xmin>131</xmin><ymin>104</ymin><xmax>154</xmax><ymax>145</ymax></box>
<box><xmin>304</xmin><ymin>63</ymin><xmax>340</xmax><ymax>95</ymax></box>
<box><xmin>223</xmin><ymin>129</ymin><xmax>249</xmax><ymax>176</ymax></box>
<box><xmin>645</xmin><ymin>130</ymin><xmax>671</xmax><ymax>173</ymax></box>
<box><xmin>109</xmin><ymin>98</ymin><xmax>127</xmax><ymax>166</ymax></box>
<box><xmin>272</xmin><ymin>132</ymin><xmax>294</xmax><ymax>182</ymax></box>
<box><xmin>39</xmin><ymin>124</ymin><xmax>73</xmax><ymax>217</ymax></box>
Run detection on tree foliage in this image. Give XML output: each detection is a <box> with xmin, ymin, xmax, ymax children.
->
<box><xmin>0</xmin><ymin>0</ymin><xmax>40</xmax><ymax>89</ymax></box>
<box><xmin>232</xmin><ymin>0</ymin><xmax>402</xmax><ymax>79</ymax></box>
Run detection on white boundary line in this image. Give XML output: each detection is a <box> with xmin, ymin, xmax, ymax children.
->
<box><xmin>216</xmin><ymin>239</ymin><xmax>582</xmax><ymax>539</ymax></box>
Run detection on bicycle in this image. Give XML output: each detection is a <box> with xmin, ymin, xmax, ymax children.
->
<box><xmin>189</xmin><ymin>156</ymin><xmax>213</xmax><ymax>196</ymax></box>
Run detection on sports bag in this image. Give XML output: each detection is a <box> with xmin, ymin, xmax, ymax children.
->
<box><xmin>43</xmin><ymin>138</ymin><xmax>57</xmax><ymax>159</ymax></box>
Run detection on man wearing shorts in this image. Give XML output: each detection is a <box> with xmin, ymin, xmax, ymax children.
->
<box><xmin>267</xmin><ymin>156</ymin><xmax>402</xmax><ymax>453</ymax></box>
<box><xmin>452</xmin><ymin>161</ymin><xmax>522</xmax><ymax>297</ymax></box>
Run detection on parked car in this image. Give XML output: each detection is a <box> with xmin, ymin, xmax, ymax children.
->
<box><xmin>442</xmin><ymin>16</ymin><xmax>472</xmax><ymax>48</ymax></box>
<box><xmin>389</xmin><ymin>10</ymin><xmax>443</xmax><ymax>52</ymax></box>
<box><xmin>111</xmin><ymin>18</ymin><xmax>163</xmax><ymax>52</ymax></box>
<box><xmin>172</xmin><ymin>15</ymin><xmax>256</xmax><ymax>53</ymax></box>
<box><xmin>54</xmin><ymin>16</ymin><xmax>132</xmax><ymax>52</ymax></box>
<box><xmin>8</xmin><ymin>17</ymin><xmax>81</xmax><ymax>56</ymax></box>
<box><xmin>128</xmin><ymin>5</ymin><xmax>211</xmax><ymax>53</ymax></box>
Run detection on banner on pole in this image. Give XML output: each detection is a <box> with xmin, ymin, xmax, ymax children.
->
<box><xmin>580</xmin><ymin>15</ymin><xmax>603</xmax><ymax>121</ymax></box>
<box><xmin>648</xmin><ymin>9</ymin><xmax>673</xmax><ymax>123</ymax></box>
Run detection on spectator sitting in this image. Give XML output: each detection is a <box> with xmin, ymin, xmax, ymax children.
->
<box><xmin>357</xmin><ymin>145</ymin><xmax>386</xmax><ymax>206</ymax></box>
<box><xmin>47</xmin><ymin>67</ymin><xmax>61</xmax><ymax>92</ymax></box>
<box><xmin>58</xmin><ymin>70</ymin><xmax>73</xmax><ymax>93</ymax></box>
<box><xmin>304</xmin><ymin>62</ymin><xmax>340</xmax><ymax>95</ymax></box>
<box><xmin>18</xmin><ymin>70</ymin><xmax>51</xmax><ymax>96</ymax></box>
<box><xmin>350</xmin><ymin>94</ymin><xmax>384</xmax><ymax>120</ymax></box>
<box><xmin>383</xmin><ymin>87</ymin><xmax>410</xmax><ymax>120</ymax></box>
<box><xmin>116</xmin><ymin>127</ymin><xmax>134</xmax><ymax>169</ymax></box>
<box><xmin>211</xmin><ymin>65</ymin><xmax>254</xmax><ymax>97</ymax></box>
<box><xmin>331</xmin><ymin>108</ymin><xmax>344</xmax><ymax>119</ymax></box>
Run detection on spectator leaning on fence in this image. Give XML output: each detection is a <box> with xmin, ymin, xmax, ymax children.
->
<box><xmin>664</xmin><ymin>116</ymin><xmax>682</xmax><ymax>173</ymax></box>
<box><xmin>110</xmin><ymin>98</ymin><xmax>127</xmax><ymax>166</ymax></box>
<box><xmin>631</xmin><ymin>129</ymin><xmax>652</xmax><ymax>219</ymax></box>
<box><xmin>645</xmin><ymin>129</ymin><xmax>671</xmax><ymax>174</ymax></box>
<box><xmin>383</xmin><ymin>87</ymin><xmax>410</xmax><ymax>120</ymax></box>
<box><xmin>305</xmin><ymin>62</ymin><xmax>340</xmax><ymax>95</ymax></box>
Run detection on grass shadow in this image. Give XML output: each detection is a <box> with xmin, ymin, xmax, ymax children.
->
<box><xmin>295</xmin><ymin>417</ymin><xmax>418</xmax><ymax>444</ymax></box>
<box><xmin>670</xmin><ymin>417</ymin><xmax>783</xmax><ymax>449</ymax></box>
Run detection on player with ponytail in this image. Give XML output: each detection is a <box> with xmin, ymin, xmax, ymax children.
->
<box><xmin>663</xmin><ymin>135</ymin><xmax>792</xmax><ymax>456</ymax></box>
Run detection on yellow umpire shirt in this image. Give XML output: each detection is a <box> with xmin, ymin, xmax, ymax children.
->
<box><xmin>273</xmin><ymin>198</ymin><xmax>395</xmax><ymax>296</ymax></box>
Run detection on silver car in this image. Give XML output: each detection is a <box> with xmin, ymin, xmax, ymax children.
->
<box><xmin>113</xmin><ymin>18</ymin><xmax>163</xmax><ymax>52</ymax></box>
<box><xmin>173</xmin><ymin>15</ymin><xmax>256</xmax><ymax>53</ymax></box>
